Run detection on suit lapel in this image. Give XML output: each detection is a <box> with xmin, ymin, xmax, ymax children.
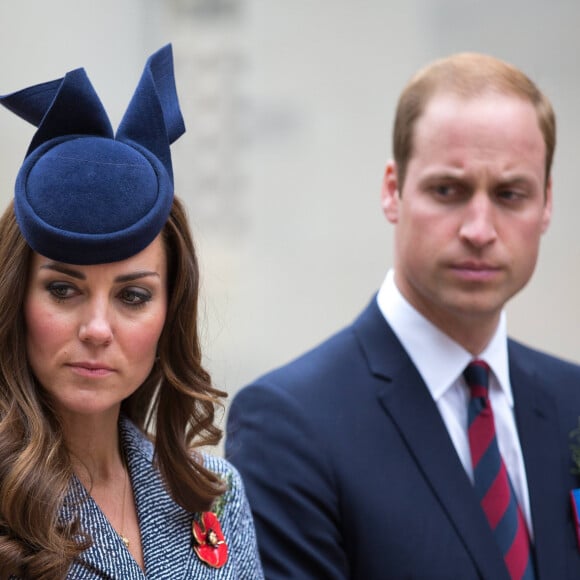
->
<box><xmin>354</xmin><ymin>300</ymin><xmax>511</xmax><ymax>580</ymax></box>
<box><xmin>509</xmin><ymin>346</ymin><xmax>569</xmax><ymax>579</ymax></box>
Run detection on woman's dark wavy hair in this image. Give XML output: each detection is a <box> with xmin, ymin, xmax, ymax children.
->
<box><xmin>0</xmin><ymin>196</ymin><xmax>226</xmax><ymax>579</ymax></box>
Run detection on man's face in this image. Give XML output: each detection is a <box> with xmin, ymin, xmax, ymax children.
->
<box><xmin>382</xmin><ymin>91</ymin><xmax>552</xmax><ymax>347</ymax></box>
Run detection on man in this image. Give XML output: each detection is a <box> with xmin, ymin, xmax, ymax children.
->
<box><xmin>226</xmin><ymin>53</ymin><xmax>580</xmax><ymax>579</ymax></box>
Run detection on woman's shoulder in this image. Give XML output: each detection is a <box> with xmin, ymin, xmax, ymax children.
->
<box><xmin>202</xmin><ymin>452</ymin><xmax>239</xmax><ymax>480</ymax></box>
<box><xmin>199</xmin><ymin>453</ymin><xmax>264</xmax><ymax>576</ymax></box>
<box><xmin>201</xmin><ymin>453</ymin><xmax>253</xmax><ymax>525</ymax></box>
<box><xmin>202</xmin><ymin>453</ymin><xmax>245</xmax><ymax>505</ymax></box>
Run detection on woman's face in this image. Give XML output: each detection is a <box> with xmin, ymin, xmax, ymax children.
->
<box><xmin>24</xmin><ymin>235</ymin><xmax>167</xmax><ymax>421</ymax></box>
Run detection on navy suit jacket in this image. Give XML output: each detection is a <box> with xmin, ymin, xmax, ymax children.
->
<box><xmin>226</xmin><ymin>298</ymin><xmax>580</xmax><ymax>579</ymax></box>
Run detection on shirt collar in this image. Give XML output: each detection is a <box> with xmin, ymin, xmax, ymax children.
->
<box><xmin>377</xmin><ymin>269</ymin><xmax>513</xmax><ymax>406</ymax></box>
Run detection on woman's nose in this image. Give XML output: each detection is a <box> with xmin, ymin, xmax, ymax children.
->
<box><xmin>78</xmin><ymin>300</ymin><xmax>113</xmax><ymax>346</ymax></box>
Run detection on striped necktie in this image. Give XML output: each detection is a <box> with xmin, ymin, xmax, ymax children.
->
<box><xmin>464</xmin><ymin>360</ymin><xmax>534</xmax><ymax>580</ymax></box>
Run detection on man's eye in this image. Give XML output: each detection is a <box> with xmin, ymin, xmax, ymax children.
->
<box><xmin>497</xmin><ymin>189</ymin><xmax>522</xmax><ymax>201</ymax></box>
<box><xmin>432</xmin><ymin>184</ymin><xmax>459</xmax><ymax>198</ymax></box>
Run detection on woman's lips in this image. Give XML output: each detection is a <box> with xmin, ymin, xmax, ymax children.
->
<box><xmin>66</xmin><ymin>362</ymin><xmax>115</xmax><ymax>377</ymax></box>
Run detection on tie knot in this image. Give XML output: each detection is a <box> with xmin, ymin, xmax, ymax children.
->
<box><xmin>463</xmin><ymin>359</ymin><xmax>490</xmax><ymax>400</ymax></box>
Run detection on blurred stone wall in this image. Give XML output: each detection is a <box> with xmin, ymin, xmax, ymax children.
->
<box><xmin>1</xmin><ymin>1</ymin><xmax>579</xmax><ymax>442</ymax></box>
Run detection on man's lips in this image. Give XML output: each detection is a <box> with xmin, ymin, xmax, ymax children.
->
<box><xmin>450</xmin><ymin>261</ymin><xmax>502</xmax><ymax>281</ymax></box>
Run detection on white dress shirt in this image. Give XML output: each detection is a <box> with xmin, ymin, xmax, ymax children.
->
<box><xmin>376</xmin><ymin>269</ymin><xmax>533</xmax><ymax>537</ymax></box>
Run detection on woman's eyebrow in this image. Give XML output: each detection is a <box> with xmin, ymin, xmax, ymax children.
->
<box><xmin>114</xmin><ymin>271</ymin><xmax>160</xmax><ymax>283</ymax></box>
<box><xmin>40</xmin><ymin>263</ymin><xmax>85</xmax><ymax>280</ymax></box>
<box><xmin>39</xmin><ymin>264</ymin><xmax>159</xmax><ymax>283</ymax></box>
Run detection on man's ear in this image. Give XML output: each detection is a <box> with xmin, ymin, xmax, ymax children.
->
<box><xmin>381</xmin><ymin>160</ymin><xmax>400</xmax><ymax>224</ymax></box>
<box><xmin>541</xmin><ymin>176</ymin><xmax>553</xmax><ymax>234</ymax></box>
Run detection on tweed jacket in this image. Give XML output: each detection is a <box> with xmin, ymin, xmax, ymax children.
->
<box><xmin>64</xmin><ymin>417</ymin><xmax>264</xmax><ymax>579</ymax></box>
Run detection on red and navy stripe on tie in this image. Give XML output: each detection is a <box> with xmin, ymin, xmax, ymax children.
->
<box><xmin>464</xmin><ymin>360</ymin><xmax>534</xmax><ymax>580</ymax></box>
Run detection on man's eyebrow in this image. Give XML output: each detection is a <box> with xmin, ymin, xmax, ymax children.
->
<box><xmin>420</xmin><ymin>169</ymin><xmax>538</xmax><ymax>185</ymax></box>
<box><xmin>40</xmin><ymin>263</ymin><xmax>160</xmax><ymax>283</ymax></box>
<box><xmin>498</xmin><ymin>175</ymin><xmax>536</xmax><ymax>186</ymax></box>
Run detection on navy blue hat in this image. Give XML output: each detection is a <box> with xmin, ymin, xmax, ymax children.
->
<box><xmin>0</xmin><ymin>44</ymin><xmax>185</xmax><ymax>264</ymax></box>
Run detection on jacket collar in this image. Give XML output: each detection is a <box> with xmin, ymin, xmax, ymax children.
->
<box><xmin>354</xmin><ymin>298</ymin><xmax>574</xmax><ymax>578</ymax></box>
<box><xmin>66</xmin><ymin>418</ymin><xmax>205</xmax><ymax>578</ymax></box>
<box><xmin>354</xmin><ymin>298</ymin><xmax>511</xmax><ymax>579</ymax></box>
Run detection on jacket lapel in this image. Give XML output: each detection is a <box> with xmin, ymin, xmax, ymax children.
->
<box><xmin>121</xmin><ymin>419</ymin><xmax>197</xmax><ymax>577</ymax></box>
<box><xmin>67</xmin><ymin>420</ymin><xmax>198</xmax><ymax>578</ymax></box>
<box><xmin>354</xmin><ymin>299</ymin><xmax>510</xmax><ymax>580</ymax></box>
<box><xmin>508</xmin><ymin>345</ymin><xmax>569</xmax><ymax>579</ymax></box>
<box><xmin>66</xmin><ymin>477</ymin><xmax>145</xmax><ymax>579</ymax></box>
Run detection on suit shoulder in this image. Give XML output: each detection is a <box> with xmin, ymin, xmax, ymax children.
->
<box><xmin>245</xmin><ymin>323</ymin><xmax>361</xmax><ymax>394</ymax></box>
<box><xmin>509</xmin><ymin>337</ymin><xmax>580</xmax><ymax>376</ymax></box>
<box><xmin>232</xmin><ymin>298</ymin><xmax>391</xmax><ymax>405</ymax></box>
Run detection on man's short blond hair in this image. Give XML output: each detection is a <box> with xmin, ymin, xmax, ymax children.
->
<box><xmin>393</xmin><ymin>52</ymin><xmax>556</xmax><ymax>189</ymax></box>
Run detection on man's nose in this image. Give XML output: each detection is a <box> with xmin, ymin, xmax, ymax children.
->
<box><xmin>459</xmin><ymin>193</ymin><xmax>497</xmax><ymax>248</ymax></box>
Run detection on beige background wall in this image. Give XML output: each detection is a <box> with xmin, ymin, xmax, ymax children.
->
<box><xmin>1</xmin><ymin>1</ymin><xmax>579</xmax><ymax>434</ymax></box>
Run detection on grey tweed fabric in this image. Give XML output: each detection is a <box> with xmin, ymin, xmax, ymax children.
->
<box><xmin>61</xmin><ymin>416</ymin><xmax>265</xmax><ymax>579</ymax></box>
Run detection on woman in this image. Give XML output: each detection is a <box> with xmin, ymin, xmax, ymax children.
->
<box><xmin>0</xmin><ymin>45</ymin><xmax>264</xmax><ymax>579</ymax></box>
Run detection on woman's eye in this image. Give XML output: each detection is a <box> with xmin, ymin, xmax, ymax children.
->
<box><xmin>47</xmin><ymin>282</ymin><xmax>76</xmax><ymax>301</ymax></box>
<box><xmin>120</xmin><ymin>288</ymin><xmax>151</xmax><ymax>306</ymax></box>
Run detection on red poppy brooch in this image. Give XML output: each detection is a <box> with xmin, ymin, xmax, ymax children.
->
<box><xmin>192</xmin><ymin>510</ymin><xmax>228</xmax><ymax>568</ymax></box>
